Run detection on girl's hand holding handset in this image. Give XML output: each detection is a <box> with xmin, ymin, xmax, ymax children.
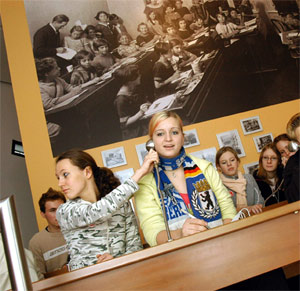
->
<box><xmin>132</xmin><ymin>149</ymin><xmax>159</xmax><ymax>183</ymax></box>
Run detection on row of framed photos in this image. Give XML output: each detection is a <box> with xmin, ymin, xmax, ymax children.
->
<box><xmin>101</xmin><ymin>115</ymin><xmax>269</xmax><ymax>180</ymax></box>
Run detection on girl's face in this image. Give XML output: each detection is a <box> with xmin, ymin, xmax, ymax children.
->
<box><xmin>152</xmin><ymin>117</ymin><xmax>184</xmax><ymax>159</ymax></box>
<box><xmin>119</xmin><ymin>34</ymin><xmax>130</xmax><ymax>45</ymax></box>
<box><xmin>71</xmin><ymin>30</ymin><xmax>82</xmax><ymax>40</ymax></box>
<box><xmin>99</xmin><ymin>13</ymin><xmax>108</xmax><ymax>22</ymax></box>
<box><xmin>178</xmin><ymin>20</ymin><xmax>186</xmax><ymax>29</ymax></box>
<box><xmin>261</xmin><ymin>148</ymin><xmax>279</xmax><ymax>173</ymax></box>
<box><xmin>276</xmin><ymin>140</ymin><xmax>295</xmax><ymax>160</ymax></box>
<box><xmin>175</xmin><ymin>1</ymin><xmax>182</xmax><ymax>8</ymax></box>
<box><xmin>230</xmin><ymin>10</ymin><xmax>238</xmax><ymax>18</ymax></box>
<box><xmin>149</xmin><ymin>12</ymin><xmax>156</xmax><ymax>20</ymax></box>
<box><xmin>172</xmin><ymin>44</ymin><xmax>182</xmax><ymax>55</ymax></box>
<box><xmin>46</xmin><ymin>63</ymin><xmax>60</xmax><ymax>80</ymax></box>
<box><xmin>98</xmin><ymin>44</ymin><xmax>109</xmax><ymax>55</ymax></box>
<box><xmin>80</xmin><ymin>56</ymin><xmax>92</xmax><ymax>69</ymax></box>
<box><xmin>217</xmin><ymin>14</ymin><xmax>225</xmax><ymax>23</ymax></box>
<box><xmin>167</xmin><ymin>27</ymin><xmax>176</xmax><ymax>35</ymax></box>
<box><xmin>87</xmin><ymin>29</ymin><xmax>96</xmax><ymax>39</ymax></box>
<box><xmin>56</xmin><ymin>158</ymin><xmax>90</xmax><ymax>200</ymax></box>
<box><xmin>218</xmin><ymin>151</ymin><xmax>239</xmax><ymax>176</ymax></box>
<box><xmin>139</xmin><ymin>24</ymin><xmax>149</xmax><ymax>35</ymax></box>
<box><xmin>195</xmin><ymin>18</ymin><xmax>204</xmax><ymax>26</ymax></box>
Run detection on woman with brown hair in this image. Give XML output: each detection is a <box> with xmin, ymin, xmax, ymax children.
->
<box><xmin>55</xmin><ymin>148</ymin><xmax>157</xmax><ymax>271</ymax></box>
<box><xmin>252</xmin><ymin>143</ymin><xmax>285</xmax><ymax>206</ymax></box>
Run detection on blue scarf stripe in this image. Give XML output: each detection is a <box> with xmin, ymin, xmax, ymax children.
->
<box><xmin>154</xmin><ymin>148</ymin><xmax>222</xmax><ymax>223</ymax></box>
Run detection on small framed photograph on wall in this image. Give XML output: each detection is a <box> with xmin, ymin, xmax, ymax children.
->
<box><xmin>240</xmin><ymin>116</ymin><xmax>263</xmax><ymax>135</ymax></box>
<box><xmin>190</xmin><ymin>147</ymin><xmax>217</xmax><ymax>167</ymax></box>
<box><xmin>114</xmin><ymin>168</ymin><xmax>134</xmax><ymax>183</ymax></box>
<box><xmin>216</xmin><ymin>129</ymin><xmax>245</xmax><ymax>158</ymax></box>
<box><xmin>135</xmin><ymin>143</ymin><xmax>148</xmax><ymax>166</ymax></box>
<box><xmin>253</xmin><ymin>133</ymin><xmax>274</xmax><ymax>152</ymax></box>
<box><xmin>183</xmin><ymin>129</ymin><xmax>200</xmax><ymax>148</ymax></box>
<box><xmin>101</xmin><ymin>146</ymin><xmax>127</xmax><ymax>168</ymax></box>
<box><xmin>243</xmin><ymin>162</ymin><xmax>259</xmax><ymax>175</ymax></box>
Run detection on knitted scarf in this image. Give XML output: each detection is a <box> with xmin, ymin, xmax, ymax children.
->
<box><xmin>219</xmin><ymin>171</ymin><xmax>247</xmax><ymax>209</ymax></box>
<box><xmin>154</xmin><ymin>148</ymin><xmax>222</xmax><ymax>228</ymax></box>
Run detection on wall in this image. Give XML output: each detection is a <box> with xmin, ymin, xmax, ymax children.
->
<box><xmin>0</xmin><ymin>20</ymin><xmax>38</xmax><ymax>248</ymax></box>
<box><xmin>1</xmin><ymin>0</ymin><xmax>299</xmax><ymax>232</ymax></box>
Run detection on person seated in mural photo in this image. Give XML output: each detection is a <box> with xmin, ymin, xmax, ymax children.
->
<box><xmin>136</xmin><ymin>22</ymin><xmax>160</xmax><ymax>47</ymax></box>
<box><xmin>215</xmin><ymin>12</ymin><xmax>242</xmax><ymax>40</ymax></box>
<box><xmin>91</xmin><ymin>38</ymin><xmax>119</xmax><ymax>75</ymax></box>
<box><xmin>63</xmin><ymin>25</ymin><xmax>87</xmax><ymax>53</ymax></box>
<box><xmin>153</xmin><ymin>41</ymin><xmax>181</xmax><ymax>99</ymax></box>
<box><xmin>252</xmin><ymin>143</ymin><xmax>285</xmax><ymax>206</ymax></box>
<box><xmin>216</xmin><ymin>146</ymin><xmax>265</xmax><ymax>214</ymax></box>
<box><xmin>117</xmin><ymin>33</ymin><xmax>141</xmax><ymax>58</ymax></box>
<box><xmin>113</xmin><ymin>65</ymin><xmax>151</xmax><ymax>139</ymax></box>
<box><xmin>146</xmin><ymin>10</ymin><xmax>166</xmax><ymax>38</ymax></box>
<box><xmin>35</xmin><ymin>57</ymin><xmax>82</xmax><ymax>139</ymax></box>
<box><xmin>284</xmin><ymin>112</ymin><xmax>300</xmax><ymax>203</ymax></box>
<box><xmin>169</xmin><ymin>38</ymin><xmax>197</xmax><ymax>70</ymax></box>
<box><xmin>55</xmin><ymin>148</ymin><xmax>158</xmax><ymax>271</ymax></box>
<box><xmin>273</xmin><ymin>133</ymin><xmax>296</xmax><ymax>167</ymax></box>
<box><xmin>94</xmin><ymin>11</ymin><xmax>119</xmax><ymax>50</ymax></box>
<box><xmin>70</xmin><ymin>50</ymin><xmax>100</xmax><ymax>87</ymax></box>
<box><xmin>29</xmin><ymin>188</ymin><xmax>68</xmax><ymax>278</ymax></box>
<box><xmin>135</xmin><ymin>111</ymin><xmax>236</xmax><ymax>247</ymax></box>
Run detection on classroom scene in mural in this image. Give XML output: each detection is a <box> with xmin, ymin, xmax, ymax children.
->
<box><xmin>24</xmin><ymin>0</ymin><xmax>299</xmax><ymax>156</ymax></box>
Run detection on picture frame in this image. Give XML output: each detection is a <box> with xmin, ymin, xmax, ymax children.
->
<box><xmin>240</xmin><ymin>115</ymin><xmax>263</xmax><ymax>135</ymax></box>
<box><xmin>253</xmin><ymin>133</ymin><xmax>274</xmax><ymax>152</ymax></box>
<box><xmin>190</xmin><ymin>147</ymin><xmax>217</xmax><ymax>167</ymax></box>
<box><xmin>114</xmin><ymin>168</ymin><xmax>134</xmax><ymax>183</ymax></box>
<box><xmin>11</xmin><ymin>140</ymin><xmax>24</xmax><ymax>157</ymax></box>
<box><xmin>101</xmin><ymin>146</ymin><xmax>127</xmax><ymax>168</ymax></box>
<box><xmin>135</xmin><ymin>143</ymin><xmax>148</xmax><ymax>166</ymax></box>
<box><xmin>243</xmin><ymin>161</ymin><xmax>259</xmax><ymax>175</ymax></box>
<box><xmin>216</xmin><ymin>129</ymin><xmax>246</xmax><ymax>158</ymax></box>
<box><xmin>183</xmin><ymin>129</ymin><xmax>200</xmax><ymax>148</ymax></box>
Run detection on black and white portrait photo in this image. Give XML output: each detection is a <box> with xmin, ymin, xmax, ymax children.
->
<box><xmin>114</xmin><ymin>168</ymin><xmax>134</xmax><ymax>183</ymax></box>
<box><xmin>240</xmin><ymin>116</ymin><xmax>263</xmax><ymax>135</ymax></box>
<box><xmin>183</xmin><ymin>129</ymin><xmax>200</xmax><ymax>148</ymax></box>
<box><xmin>217</xmin><ymin>129</ymin><xmax>245</xmax><ymax>157</ymax></box>
<box><xmin>190</xmin><ymin>147</ymin><xmax>217</xmax><ymax>167</ymax></box>
<box><xmin>243</xmin><ymin>161</ymin><xmax>259</xmax><ymax>175</ymax></box>
<box><xmin>101</xmin><ymin>146</ymin><xmax>127</xmax><ymax>168</ymax></box>
<box><xmin>22</xmin><ymin>0</ymin><xmax>299</xmax><ymax>156</ymax></box>
<box><xmin>135</xmin><ymin>142</ymin><xmax>148</xmax><ymax>166</ymax></box>
<box><xmin>253</xmin><ymin>133</ymin><xmax>274</xmax><ymax>152</ymax></box>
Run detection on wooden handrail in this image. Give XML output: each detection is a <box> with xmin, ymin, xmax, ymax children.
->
<box><xmin>32</xmin><ymin>201</ymin><xmax>300</xmax><ymax>290</ymax></box>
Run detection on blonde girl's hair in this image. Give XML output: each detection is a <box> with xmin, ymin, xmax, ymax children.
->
<box><xmin>286</xmin><ymin>112</ymin><xmax>300</xmax><ymax>141</ymax></box>
<box><xmin>148</xmin><ymin>111</ymin><xmax>183</xmax><ymax>138</ymax></box>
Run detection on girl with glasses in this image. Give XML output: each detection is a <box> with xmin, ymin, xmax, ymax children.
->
<box><xmin>252</xmin><ymin>143</ymin><xmax>285</xmax><ymax>206</ymax></box>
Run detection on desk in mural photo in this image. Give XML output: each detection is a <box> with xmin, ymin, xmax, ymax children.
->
<box><xmin>45</xmin><ymin>47</ymin><xmax>223</xmax><ymax>156</ymax></box>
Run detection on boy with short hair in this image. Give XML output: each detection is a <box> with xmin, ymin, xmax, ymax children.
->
<box><xmin>29</xmin><ymin>188</ymin><xmax>68</xmax><ymax>277</ymax></box>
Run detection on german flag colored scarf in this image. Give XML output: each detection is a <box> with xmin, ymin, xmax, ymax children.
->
<box><xmin>154</xmin><ymin>148</ymin><xmax>222</xmax><ymax>226</ymax></box>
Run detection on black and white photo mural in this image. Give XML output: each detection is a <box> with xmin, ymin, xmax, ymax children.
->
<box><xmin>24</xmin><ymin>0</ymin><xmax>299</xmax><ymax>156</ymax></box>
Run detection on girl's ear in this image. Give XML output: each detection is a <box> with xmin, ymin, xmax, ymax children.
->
<box><xmin>84</xmin><ymin>166</ymin><xmax>93</xmax><ymax>179</ymax></box>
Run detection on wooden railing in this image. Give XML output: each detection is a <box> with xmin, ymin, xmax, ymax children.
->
<box><xmin>32</xmin><ymin>201</ymin><xmax>300</xmax><ymax>290</ymax></box>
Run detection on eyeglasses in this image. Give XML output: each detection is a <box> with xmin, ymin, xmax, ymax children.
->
<box><xmin>262</xmin><ymin>156</ymin><xmax>278</xmax><ymax>161</ymax></box>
